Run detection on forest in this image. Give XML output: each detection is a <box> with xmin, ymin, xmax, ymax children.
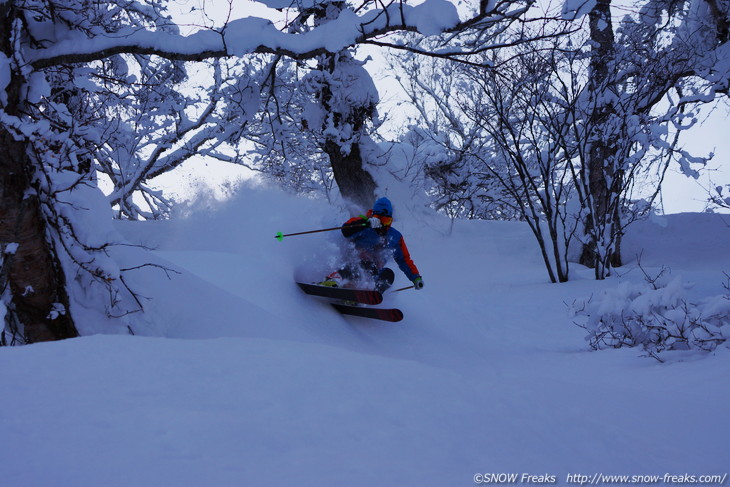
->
<box><xmin>0</xmin><ymin>0</ymin><xmax>728</xmax><ymax>343</ymax></box>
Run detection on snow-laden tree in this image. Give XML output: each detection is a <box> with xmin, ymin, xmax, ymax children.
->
<box><xmin>96</xmin><ymin>57</ymin><xmax>217</xmax><ymax>220</ymax></box>
<box><xmin>0</xmin><ymin>0</ymin><xmax>542</xmax><ymax>342</ymax></box>
<box><xmin>390</xmin><ymin>32</ymin><xmax>585</xmax><ymax>283</ymax></box>
<box><xmin>221</xmin><ymin>55</ymin><xmax>335</xmax><ymax>198</ymax></box>
<box><xmin>387</xmin><ymin>50</ymin><xmax>521</xmax><ymax>221</ymax></box>
<box><xmin>392</xmin><ymin>0</ymin><xmax>728</xmax><ymax>282</ymax></box>
<box><xmin>709</xmin><ymin>183</ymin><xmax>730</xmax><ymax>209</ymax></box>
<box><xmin>205</xmin><ymin>0</ymin><xmax>542</xmax><ymax>210</ymax></box>
<box><xmin>572</xmin><ymin>268</ymin><xmax>730</xmax><ymax>359</ymax></box>
<box><xmin>566</xmin><ymin>0</ymin><xmax>728</xmax><ymax>277</ymax></box>
<box><xmin>97</xmin><ymin>57</ymin><xmax>263</xmax><ymax>219</ymax></box>
<box><xmin>0</xmin><ymin>0</ymin><xmax>183</xmax><ymax>343</ymax></box>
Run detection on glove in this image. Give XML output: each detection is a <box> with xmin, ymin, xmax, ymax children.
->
<box><xmin>369</xmin><ymin>217</ymin><xmax>383</xmax><ymax>229</ymax></box>
<box><xmin>412</xmin><ymin>276</ymin><xmax>424</xmax><ymax>290</ymax></box>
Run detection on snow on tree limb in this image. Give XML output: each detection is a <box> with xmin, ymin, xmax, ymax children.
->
<box><xmin>27</xmin><ymin>1</ymin><xmax>470</xmax><ymax>69</ymax></box>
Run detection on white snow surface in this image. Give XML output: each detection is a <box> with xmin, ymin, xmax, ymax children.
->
<box><xmin>1</xmin><ymin>185</ymin><xmax>729</xmax><ymax>486</ymax></box>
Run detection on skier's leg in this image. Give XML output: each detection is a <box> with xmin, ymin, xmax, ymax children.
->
<box><xmin>360</xmin><ymin>260</ymin><xmax>380</xmax><ymax>287</ymax></box>
<box><xmin>375</xmin><ymin>267</ymin><xmax>395</xmax><ymax>293</ymax></box>
<box><xmin>320</xmin><ymin>264</ymin><xmax>360</xmax><ymax>287</ymax></box>
<box><xmin>360</xmin><ymin>260</ymin><xmax>379</xmax><ymax>277</ymax></box>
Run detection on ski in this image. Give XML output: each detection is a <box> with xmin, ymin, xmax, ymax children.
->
<box><xmin>297</xmin><ymin>282</ymin><xmax>403</xmax><ymax>322</ymax></box>
<box><xmin>296</xmin><ymin>282</ymin><xmax>383</xmax><ymax>305</ymax></box>
<box><xmin>331</xmin><ymin>303</ymin><xmax>404</xmax><ymax>322</ymax></box>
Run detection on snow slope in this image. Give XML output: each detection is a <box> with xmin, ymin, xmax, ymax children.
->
<box><xmin>1</xmin><ymin>185</ymin><xmax>729</xmax><ymax>487</ymax></box>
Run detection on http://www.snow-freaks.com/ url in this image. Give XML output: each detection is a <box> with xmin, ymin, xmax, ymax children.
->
<box><xmin>473</xmin><ymin>472</ymin><xmax>728</xmax><ymax>485</ymax></box>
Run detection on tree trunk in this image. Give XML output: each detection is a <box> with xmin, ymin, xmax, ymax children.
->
<box><xmin>0</xmin><ymin>4</ymin><xmax>77</xmax><ymax>342</ymax></box>
<box><xmin>579</xmin><ymin>0</ymin><xmax>622</xmax><ymax>274</ymax></box>
<box><xmin>324</xmin><ymin>140</ymin><xmax>377</xmax><ymax>210</ymax></box>
<box><xmin>0</xmin><ymin>130</ymin><xmax>78</xmax><ymax>343</ymax></box>
<box><xmin>310</xmin><ymin>3</ymin><xmax>379</xmax><ymax>210</ymax></box>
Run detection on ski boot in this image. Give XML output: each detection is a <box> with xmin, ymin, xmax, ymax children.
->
<box><xmin>318</xmin><ymin>271</ymin><xmax>343</xmax><ymax>288</ymax></box>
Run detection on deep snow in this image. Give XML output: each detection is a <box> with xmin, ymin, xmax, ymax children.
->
<box><xmin>1</xmin><ymin>185</ymin><xmax>729</xmax><ymax>487</ymax></box>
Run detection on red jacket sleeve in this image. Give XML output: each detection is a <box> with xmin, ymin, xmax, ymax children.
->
<box><xmin>393</xmin><ymin>235</ymin><xmax>420</xmax><ymax>281</ymax></box>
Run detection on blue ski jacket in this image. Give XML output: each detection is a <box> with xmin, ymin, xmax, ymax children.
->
<box><xmin>341</xmin><ymin>216</ymin><xmax>421</xmax><ymax>281</ymax></box>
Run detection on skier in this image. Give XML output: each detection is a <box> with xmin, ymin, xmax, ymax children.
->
<box><xmin>320</xmin><ymin>197</ymin><xmax>424</xmax><ymax>294</ymax></box>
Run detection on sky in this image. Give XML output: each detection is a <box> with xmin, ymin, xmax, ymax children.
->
<box><xmin>658</xmin><ymin>101</ymin><xmax>730</xmax><ymax>213</ymax></box>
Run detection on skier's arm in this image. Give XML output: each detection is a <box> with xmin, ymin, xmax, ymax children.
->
<box><xmin>393</xmin><ymin>236</ymin><xmax>421</xmax><ymax>282</ymax></box>
<box><xmin>341</xmin><ymin>216</ymin><xmax>369</xmax><ymax>238</ymax></box>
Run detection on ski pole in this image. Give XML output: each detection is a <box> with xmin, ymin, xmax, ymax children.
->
<box><xmin>390</xmin><ymin>285</ymin><xmax>415</xmax><ymax>293</ymax></box>
<box><xmin>275</xmin><ymin>223</ymin><xmax>365</xmax><ymax>242</ymax></box>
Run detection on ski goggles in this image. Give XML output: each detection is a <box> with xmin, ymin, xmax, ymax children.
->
<box><xmin>374</xmin><ymin>214</ymin><xmax>393</xmax><ymax>226</ymax></box>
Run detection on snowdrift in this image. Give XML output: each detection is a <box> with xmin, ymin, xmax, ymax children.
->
<box><xmin>1</xmin><ymin>185</ymin><xmax>728</xmax><ymax>487</ymax></box>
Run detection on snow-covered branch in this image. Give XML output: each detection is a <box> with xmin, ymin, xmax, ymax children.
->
<box><xmin>27</xmin><ymin>1</ymin><xmax>480</xmax><ymax>69</ymax></box>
